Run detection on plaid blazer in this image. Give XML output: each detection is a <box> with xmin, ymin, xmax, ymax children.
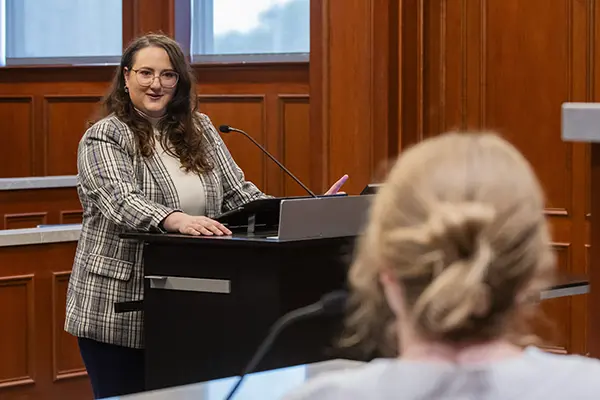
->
<box><xmin>65</xmin><ymin>113</ymin><xmax>267</xmax><ymax>349</ymax></box>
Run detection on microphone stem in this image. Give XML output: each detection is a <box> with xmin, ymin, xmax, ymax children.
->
<box><xmin>229</xmin><ymin>128</ymin><xmax>317</xmax><ymax>198</ymax></box>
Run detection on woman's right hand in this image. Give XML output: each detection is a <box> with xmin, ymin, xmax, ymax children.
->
<box><xmin>162</xmin><ymin>212</ymin><xmax>232</xmax><ymax>236</ymax></box>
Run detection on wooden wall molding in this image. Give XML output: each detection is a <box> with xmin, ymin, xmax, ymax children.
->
<box><xmin>0</xmin><ymin>95</ymin><xmax>36</xmax><ymax>101</ymax></box>
<box><xmin>587</xmin><ymin>243</ymin><xmax>591</xmax><ymax>269</ymax></box>
<box><xmin>0</xmin><ymin>188</ymin><xmax>82</xmax><ymax>230</ymax></box>
<box><xmin>193</xmin><ymin>62</ymin><xmax>309</xmax><ymax>85</ymax></box>
<box><xmin>123</xmin><ymin>0</ymin><xmax>174</xmax><ymax>45</ymax></box>
<box><xmin>540</xmin><ymin>243</ymin><xmax>573</xmax><ymax>355</ymax></box>
<box><xmin>278</xmin><ymin>95</ymin><xmax>311</xmax><ymax>196</ymax></box>
<box><xmin>278</xmin><ymin>95</ymin><xmax>310</xmax><ymax>102</ymax></box>
<box><xmin>197</xmin><ymin>94</ymin><xmax>268</xmax><ymax>190</ymax></box>
<box><xmin>42</xmin><ymin>96</ymin><xmax>103</xmax><ymax>176</ymax></box>
<box><xmin>197</xmin><ymin>94</ymin><xmax>266</xmax><ymax>101</ymax></box>
<box><xmin>309</xmin><ymin>0</ymin><xmax>329</xmax><ymax>192</ymax></box>
<box><xmin>122</xmin><ymin>0</ymin><xmax>191</xmax><ymax>52</ymax></box>
<box><xmin>586</xmin><ymin>147</ymin><xmax>591</xmax><ymax>218</ymax></box>
<box><xmin>479</xmin><ymin>0</ymin><xmax>488</xmax><ymax>129</ymax></box>
<box><xmin>4</xmin><ymin>213</ymin><xmax>48</xmax><ymax>230</ymax></box>
<box><xmin>0</xmin><ymin>96</ymin><xmax>35</xmax><ymax>177</ymax></box>
<box><xmin>0</xmin><ymin>274</ymin><xmax>35</xmax><ymax>389</ymax></box>
<box><xmin>51</xmin><ymin>272</ymin><xmax>86</xmax><ymax>382</ymax></box>
<box><xmin>399</xmin><ymin>0</ymin><xmax>425</xmax><ymax>148</ymax></box>
<box><xmin>59</xmin><ymin>211</ymin><xmax>83</xmax><ymax>225</ymax></box>
<box><xmin>0</xmin><ymin>66</ymin><xmax>116</xmax><ymax>84</ymax></box>
<box><xmin>277</xmin><ymin>94</ymin><xmax>310</xmax><ymax>102</ymax></box>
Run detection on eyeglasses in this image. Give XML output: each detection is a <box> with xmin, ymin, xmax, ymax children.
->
<box><xmin>131</xmin><ymin>68</ymin><xmax>179</xmax><ymax>88</ymax></box>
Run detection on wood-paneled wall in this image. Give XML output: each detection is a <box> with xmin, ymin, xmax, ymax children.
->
<box><xmin>196</xmin><ymin>63</ymin><xmax>311</xmax><ymax>197</ymax></box>
<box><xmin>0</xmin><ymin>188</ymin><xmax>83</xmax><ymax>230</ymax></box>
<box><xmin>0</xmin><ymin>242</ymin><xmax>91</xmax><ymax>399</ymax></box>
<box><xmin>311</xmin><ymin>0</ymin><xmax>595</xmax><ymax>355</ymax></box>
<box><xmin>0</xmin><ymin>63</ymin><xmax>310</xmax><ymax>184</ymax></box>
<box><xmin>310</xmin><ymin>0</ymin><xmax>400</xmax><ymax>194</ymax></box>
<box><xmin>398</xmin><ymin>0</ymin><xmax>594</xmax><ymax>355</ymax></box>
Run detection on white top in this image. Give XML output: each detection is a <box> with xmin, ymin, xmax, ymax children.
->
<box><xmin>153</xmin><ymin>130</ymin><xmax>206</xmax><ymax>216</ymax></box>
<box><xmin>283</xmin><ymin>347</ymin><xmax>600</xmax><ymax>400</ymax></box>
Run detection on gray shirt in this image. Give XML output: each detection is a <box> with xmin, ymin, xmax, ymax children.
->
<box><xmin>283</xmin><ymin>347</ymin><xmax>600</xmax><ymax>399</ymax></box>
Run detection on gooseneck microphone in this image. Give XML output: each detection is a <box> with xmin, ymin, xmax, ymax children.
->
<box><xmin>218</xmin><ymin>125</ymin><xmax>317</xmax><ymax>198</ymax></box>
<box><xmin>223</xmin><ymin>290</ymin><xmax>348</xmax><ymax>400</ymax></box>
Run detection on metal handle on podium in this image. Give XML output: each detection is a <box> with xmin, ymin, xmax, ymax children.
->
<box><xmin>145</xmin><ymin>275</ymin><xmax>231</xmax><ymax>294</ymax></box>
<box><xmin>146</xmin><ymin>275</ymin><xmax>167</xmax><ymax>282</ymax></box>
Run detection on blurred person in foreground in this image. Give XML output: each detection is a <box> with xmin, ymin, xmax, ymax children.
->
<box><xmin>285</xmin><ymin>132</ymin><xmax>600</xmax><ymax>399</ymax></box>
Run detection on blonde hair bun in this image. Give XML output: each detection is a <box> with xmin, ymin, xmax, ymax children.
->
<box><xmin>343</xmin><ymin>132</ymin><xmax>555</xmax><ymax>354</ymax></box>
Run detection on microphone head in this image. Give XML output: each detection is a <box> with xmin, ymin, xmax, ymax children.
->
<box><xmin>319</xmin><ymin>290</ymin><xmax>348</xmax><ymax>316</ymax></box>
<box><xmin>219</xmin><ymin>125</ymin><xmax>232</xmax><ymax>133</ymax></box>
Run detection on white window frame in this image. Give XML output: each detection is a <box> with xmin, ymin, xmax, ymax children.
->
<box><xmin>190</xmin><ymin>0</ymin><xmax>309</xmax><ymax>64</ymax></box>
<box><xmin>0</xmin><ymin>0</ymin><xmax>121</xmax><ymax>66</ymax></box>
<box><xmin>191</xmin><ymin>0</ymin><xmax>214</xmax><ymax>55</ymax></box>
<box><xmin>0</xmin><ymin>0</ymin><xmax>5</xmax><ymax>66</ymax></box>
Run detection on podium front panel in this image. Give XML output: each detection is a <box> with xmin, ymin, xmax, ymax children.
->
<box><xmin>141</xmin><ymin>236</ymin><xmax>355</xmax><ymax>391</ymax></box>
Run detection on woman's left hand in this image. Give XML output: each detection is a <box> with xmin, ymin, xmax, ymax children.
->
<box><xmin>324</xmin><ymin>174</ymin><xmax>349</xmax><ymax>195</ymax></box>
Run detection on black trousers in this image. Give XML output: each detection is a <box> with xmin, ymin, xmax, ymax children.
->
<box><xmin>78</xmin><ymin>337</ymin><xmax>145</xmax><ymax>399</ymax></box>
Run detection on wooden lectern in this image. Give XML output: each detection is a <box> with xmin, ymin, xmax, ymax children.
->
<box><xmin>121</xmin><ymin>195</ymin><xmax>373</xmax><ymax>391</ymax></box>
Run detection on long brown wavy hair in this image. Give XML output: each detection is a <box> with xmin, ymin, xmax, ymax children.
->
<box><xmin>100</xmin><ymin>33</ymin><xmax>212</xmax><ymax>173</ymax></box>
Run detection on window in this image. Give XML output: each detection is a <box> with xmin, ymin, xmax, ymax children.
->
<box><xmin>1</xmin><ymin>0</ymin><xmax>122</xmax><ymax>66</ymax></box>
<box><xmin>191</xmin><ymin>0</ymin><xmax>310</xmax><ymax>62</ymax></box>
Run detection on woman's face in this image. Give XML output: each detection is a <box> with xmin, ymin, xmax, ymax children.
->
<box><xmin>124</xmin><ymin>46</ymin><xmax>178</xmax><ymax>118</ymax></box>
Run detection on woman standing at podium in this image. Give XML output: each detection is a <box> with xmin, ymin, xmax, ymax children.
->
<box><xmin>64</xmin><ymin>33</ymin><xmax>346</xmax><ymax>399</ymax></box>
<box><xmin>285</xmin><ymin>133</ymin><xmax>600</xmax><ymax>399</ymax></box>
